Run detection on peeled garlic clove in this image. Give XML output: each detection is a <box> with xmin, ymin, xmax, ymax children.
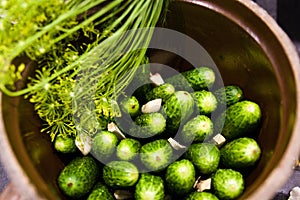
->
<box><xmin>168</xmin><ymin>137</ymin><xmax>187</xmax><ymax>151</ymax></box>
<box><xmin>211</xmin><ymin>133</ymin><xmax>226</xmax><ymax>147</ymax></box>
<box><xmin>141</xmin><ymin>99</ymin><xmax>162</xmax><ymax>113</ymax></box>
<box><xmin>195</xmin><ymin>178</ymin><xmax>212</xmax><ymax>192</ymax></box>
<box><xmin>114</xmin><ymin>190</ymin><xmax>133</xmax><ymax>200</ymax></box>
<box><xmin>150</xmin><ymin>73</ymin><xmax>164</xmax><ymax>86</ymax></box>
<box><xmin>75</xmin><ymin>133</ymin><xmax>92</xmax><ymax>155</ymax></box>
<box><xmin>107</xmin><ymin>122</ymin><xmax>126</xmax><ymax>140</ymax></box>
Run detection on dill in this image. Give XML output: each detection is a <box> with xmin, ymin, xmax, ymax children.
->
<box><xmin>0</xmin><ymin>0</ymin><xmax>171</xmax><ymax>140</ymax></box>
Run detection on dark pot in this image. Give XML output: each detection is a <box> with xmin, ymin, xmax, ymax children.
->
<box><xmin>1</xmin><ymin>0</ymin><xmax>300</xmax><ymax>199</ymax></box>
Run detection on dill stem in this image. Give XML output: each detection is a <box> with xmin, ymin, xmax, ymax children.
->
<box><xmin>73</xmin><ymin>0</ymin><xmax>162</xmax><ymax>99</ymax></box>
<box><xmin>1</xmin><ymin>0</ymin><xmax>165</xmax><ymax>100</ymax></box>
<box><xmin>49</xmin><ymin>0</ymin><xmax>130</xmax><ymax>47</ymax></box>
<box><xmin>7</xmin><ymin>0</ymin><xmax>106</xmax><ymax>62</ymax></box>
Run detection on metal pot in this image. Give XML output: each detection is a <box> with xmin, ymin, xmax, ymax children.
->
<box><xmin>1</xmin><ymin>0</ymin><xmax>300</xmax><ymax>199</ymax></box>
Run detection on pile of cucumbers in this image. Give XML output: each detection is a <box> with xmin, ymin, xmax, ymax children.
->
<box><xmin>55</xmin><ymin>66</ymin><xmax>262</xmax><ymax>200</ymax></box>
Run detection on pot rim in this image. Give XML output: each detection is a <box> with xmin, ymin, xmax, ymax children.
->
<box><xmin>235</xmin><ymin>1</ymin><xmax>300</xmax><ymax>199</ymax></box>
<box><xmin>179</xmin><ymin>0</ymin><xmax>300</xmax><ymax>199</ymax></box>
<box><xmin>1</xmin><ymin>0</ymin><xmax>300</xmax><ymax>199</ymax></box>
<box><xmin>0</xmin><ymin>95</ymin><xmax>46</xmax><ymax>200</ymax></box>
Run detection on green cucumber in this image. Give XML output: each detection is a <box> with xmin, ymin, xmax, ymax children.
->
<box><xmin>166</xmin><ymin>67</ymin><xmax>216</xmax><ymax>91</ymax></box>
<box><xmin>140</xmin><ymin>139</ymin><xmax>173</xmax><ymax>171</ymax></box>
<box><xmin>119</xmin><ymin>96</ymin><xmax>140</xmax><ymax>117</ymax></box>
<box><xmin>220</xmin><ymin>137</ymin><xmax>261</xmax><ymax>169</ymax></box>
<box><xmin>87</xmin><ymin>182</ymin><xmax>115</xmax><ymax>200</ymax></box>
<box><xmin>186</xmin><ymin>191</ymin><xmax>219</xmax><ymax>200</ymax></box>
<box><xmin>165</xmin><ymin>159</ymin><xmax>196</xmax><ymax>196</ymax></box>
<box><xmin>216</xmin><ymin>100</ymin><xmax>262</xmax><ymax>140</ymax></box>
<box><xmin>54</xmin><ymin>134</ymin><xmax>77</xmax><ymax>154</ymax></box>
<box><xmin>103</xmin><ymin>161</ymin><xmax>139</xmax><ymax>188</ymax></box>
<box><xmin>162</xmin><ymin>91</ymin><xmax>195</xmax><ymax>132</ymax></box>
<box><xmin>214</xmin><ymin>85</ymin><xmax>243</xmax><ymax>107</ymax></box>
<box><xmin>185</xmin><ymin>143</ymin><xmax>220</xmax><ymax>175</ymax></box>
<box><xmin>57</xmin><ymin>156</ymin><xmax>99</xmax><ymax>199</ymax></box>
<box><xmin>146</xmin><ymin>83</ymin><xmax>175</xmax><ymax>103</ymax></box>
<box><xmin>131</xmin><ymin>112</ymin><xmax>166</xmax><ymax>138</ymax></box>
<box><xmin>91</xmin><ymin>131</ymin><xmax>118</xmax><ymax>162</ymax></box>
<box><xmin>134</xmin><ymin>173</ymin><xmax>165</xmax><ymax>200</ymax></box>
<box><xmin>212</xmin><ymin>169</ymin><xmax>244</xmax><ymax>200</ymax></box>
<box><xmin>180</xmin><ymin>115</ymin><xmax>214</xmax><ymax>144</ymax></box>
<box><xmin>192</xmin><ymin>90</ymin><xmax>218</xmax><ymax>115</ymax></box>
<box><xmin>116</xmin><ymin>138</ymin><xmax>141</xmax><ymax>161</ymax></box>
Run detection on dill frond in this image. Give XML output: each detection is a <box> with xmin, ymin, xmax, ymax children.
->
<box><xmin>1</xmin><ymin>0</ymin><xmax>172</xmax><ymax>139</ymax></box>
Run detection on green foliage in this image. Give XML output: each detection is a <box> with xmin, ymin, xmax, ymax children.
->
<box><xmin>0</xmin><ymin>0</ymin><xmax>170</xmax><ymax>140</ymax></box>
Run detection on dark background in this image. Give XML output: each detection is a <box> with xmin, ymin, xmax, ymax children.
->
<box><xmin>1</xmin><ymin>0</ymin><xmax>300</xmax><ymax>199</ymax></box>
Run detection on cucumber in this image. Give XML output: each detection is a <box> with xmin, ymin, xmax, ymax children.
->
<box><xmin>216</xmin><ymin>100</ymin><xmax>262</xmax><ymax>140</ymax></box>
<box><xmin>116</xmin><ymin>138</ymin><xmax>141</xmax><ymax>161</ymax></box>
<box><xmin>166</xmin><ymin>67</ymin><xmax>216</xmax><ymax>91</ymax></box>
<box><xmin>91</xmin><ymin>131</ymin><xmax>118</xmax><ymax>162</ymax></box>
<box><xmin>57</xmin><ymin>156</ymin><xmax>99</xmax><ymax>199</ymax></box>
<box><xmin>212</xmin><ymin>169</ymin><xmax>244</xmax><ymax>200</ymax></box>
<box><xmin>214</xmin><ymin>85</ymin><xmax>243</xmax><ymax>107</ymax></box>
<box><xmin>119</xmin><ymin>96</ymin><xmax>140</xmax><ymax>117</ymax></box>
<box><xmin>87</xmin><ymin>182</ymin><xmax>115</xmax><ymax>200</ymax></box>
<box><xmin>180</xmin><ymin>115</ymin><xmax>214</xmax><ymax>144</ymax></box>
<box><xmin>165</xmin><ymin>159</ymin><xmax>196</xmax><ymax>196</ymax></box>
<box><xmin>103</xmin><ymin>161</ymin><xmax>139</xmax><ymax>188</ymax></box>
<box><xmin>186</xmin><ymin>191</ymin><xmax>219</xmax><ymax>200</ymax></box>
<box><xmin>140</xmin><ymin>139</ymin><xmax>173</xmax><ymax>171</ymax></box>
<box><xmin>54</xmin><ymin>134</ymin><xmax>77</xmax><ymax>154</ymax></box>
<box><xmin>134</xmin><ymin>173</ymin><xmax>165</xmax><ymax>200</ymax></box>
<box><xmin>162</xmin><ymin>91</ymin><xmax>195</xmax><ymax>132</ymax></box>
<box><xmin>184</xmin><ymin>143</ymin><xmax>220</xmax><ymax>175</ymax></box>
<box><xmin>146</xmin><ymin>83</ymin><xmax>175</xmax><ymax>103</ymax></box>
<box><xmin>192</xmin><ymin>90</ymin><xmax>218</xmax><ymax>115</ymax></box>
<box><xmin>220</xmin><ymin>137</ymin><xmax>261</xmax><ymax>169</ymax></box>
<box><xmin>130</xmin><ymin>112</ymin><xmax>166</xmax><ymax>138</ymax></box>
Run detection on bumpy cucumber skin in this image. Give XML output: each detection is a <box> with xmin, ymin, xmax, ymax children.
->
<box><xmin>91</xmin><ymin>131</ymin><xmax>118</xmax><ymax>162</ymax></box>
<box><xmin>212</xmin><ymin>169</ymin><xmax>244</xmax><ymax>200</ymax></box>
<box><xmin>186</xmin><ymin>191</ymin><xmax>219</xmax><ymax>200</ymax></box>
<box><xmin>116</xmin><ymin>138</ymin><xmax>141</xmax><ymax>161</ymax></box>
<box><xmin>140</xmin><ymin>139</ymin><xmax>173</xmax><ymax>171</ymax></box>
<box><xmin>54</xmin><ymin>135</ymin><xmax>77</xmax><ymax>154</ymax></box>
<box><xmin>220</xmin><ymin>137</ymin><xmax>261</xmax><ymax>169</ymax></box>
<box><xmin>120</xmin><ymin>96</ymin><xmax>140</xmax><ymax>117</ymax></box>
<box><xmin>165</xmin><ymin>159</ymin><xmax>196</xmax><ymax>196</ymax></box>
<box><xmin>57</xmin><ymin>156</ymin><xmax>99</xmax><ymax>199</ymax></box>
<box><xmin>216</xmin><ymin>100</ymin><xmax>262</xmax><ymax>140</ymax></box>
<box><xmin>185</xmin><ymin>143</ymin><xmax>220</xmax><ymax>175</ymax></box>
<box><xmin>103</xmin><ymin>161</ymin><xmax>139</xmax><ymax>188</ymax></box>
<box><xmin>134</xmin><ymin>173</ymin><xmax>165</xmax><ymax>200</ymax></box>
<box><xmin>163</xmin><ymin>91</ymin><xmax>195</xmax><ymax>132</ymax></box>
<box><xmin>180</xmin><ymin>115</ymin><xmax>214</xmax><ymax>144</ymax></box>
<box><xmin>166</xmin><ymin>67</ymin><xmax>215</xmax><ymax>91</ymax></box>
<box><xmin>183</xmin><ymin>67</ymin><xmax>215</xmax><ymax>90</ymax></box>
<box><xmin>214</xmin><ymin>85</ymin><xmax>243</xmax><ymax>107</ymax></box>
<box><xmin>87</xmin><ymin>182</ymin><xmax>115</xmax><ymax>200</ymax></box>
<box><xmin>192</xmin><ymin>91</ymin><xmax>218</xmax><ymax>115</ymax></box>
<box><xmin>146</xmin><ymin>83</ymin><xmax>175</xmax><ymax>103</ymax></box>
<box><xmin>132</xmin><ymin>112</ymin><xmax>166</xmax><ymax>138</ymax></box>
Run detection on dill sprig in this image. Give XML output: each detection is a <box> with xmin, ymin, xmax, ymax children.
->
<box><xmin>0</xmin><ymin>0</ymin><xmax>170</xmax><ymax>140</ymax></box>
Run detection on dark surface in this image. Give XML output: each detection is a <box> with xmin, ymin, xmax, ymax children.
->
<box><xmin>0</xmin><ymin>0</ymin><xmax>300</xmax><ymax>199</ymax></box>
<box><xmin>273</xmin><ymin>170</ymin><xmax>300</xmax><ymax>199</ymax></box>
<box><xmin>0</xmin><ymin>159</ymin><xmax>9</xmax><ymax>193</ymax></box>
<box><xmin>277</xmin><ymin>0</ymin><xmax>300</xmax><ymax>42</ymax></box>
